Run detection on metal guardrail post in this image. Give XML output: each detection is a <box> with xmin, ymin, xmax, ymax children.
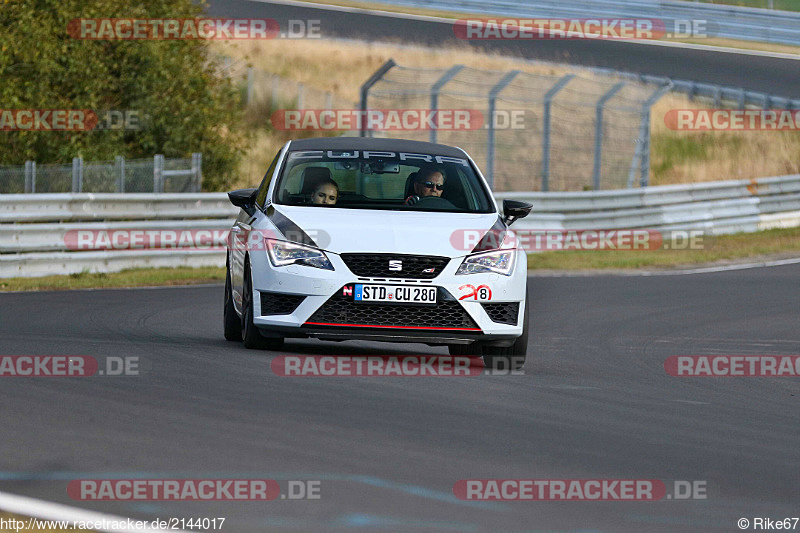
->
<box><xmin>72</xmin><ymin>157</ymin><xmax>83</xmax><ymax>193</ymax></box>
<box><xmin>485</xmin><ymin>70</ymin><xmax>520</xmax><ymax>191</ymax></box>
<box><xmin>359</xmin><ymin>59</ymin><xmax>396</xmax><ymax>138</ymax></box>
<box><xmin>153</xmin><ymin>154</ymin><xmax>164</xmax><ymax>193</ymax></box>
<box><xmin>541</xmin><ymin>74</ymin><xmax>574</xmax><ymax>192</ymax></box>
<box><xmin>592</xmin><ymin>82</ymin><xmax>625</xmax><ymax>191</ymax></box>
<box><xmin>115</xmin><ymin>156</ymin><xmax>125</xmax><ymax>193</ymax></box>
<box><xmin>191</xmin><ymin>153</ymin><xmax>202</xmax><ymax>192</ymax></box>
<box><xmin>24</xmin><ymin>161</ymin><xmax>36</xmax><ymax>194</ymax></box>
<box><xmin>429</xmin><ymin>65</ymin><xmax>464</xmax><ymax>144</ymax></box>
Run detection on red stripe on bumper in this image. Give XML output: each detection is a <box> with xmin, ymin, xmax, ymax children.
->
<box><xmin>304</xmin><ymin>322</ymin><xmax>481</xmax><ymax>332</ymax></box>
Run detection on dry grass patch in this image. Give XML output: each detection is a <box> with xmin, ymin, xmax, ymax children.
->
<box><xmin>649</xmin><ymin>94</ymin><xmax>800</xmax><ymax>185</ymax></box>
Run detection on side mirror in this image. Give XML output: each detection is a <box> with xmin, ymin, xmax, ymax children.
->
<box><xmin>503</xmin><ymin>199</ymin><xmax>532</xmax><ymax>227</ymax></box>
<box><xmin>228</xmin><ymin>188</ymin><xmax>258</xmax><ymax>217</ymax></box>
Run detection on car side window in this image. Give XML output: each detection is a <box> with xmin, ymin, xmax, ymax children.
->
<box><xmin>255</xmin><ymin>150</ymin><xmax>282</xmax><ymax>208</ymax></box>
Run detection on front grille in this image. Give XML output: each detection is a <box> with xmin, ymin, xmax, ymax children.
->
<box><xmin>260</xmin><ymin>291</ymin><xmax>306</xmax><ymax>316</ymax></box>
<box><xmin>481</xmin><ymin>302</ymin><xmax>519</xmax><ymax>325</ymax></box>
<box><xmin>340</xmin><ymin>253</ymin><xmax>449</xmax><ymax>279</ymax></box>
<box><xmin>307</xmin><ymin>288</ymin><xmax>479</xmax><ymax>330</ymax></box>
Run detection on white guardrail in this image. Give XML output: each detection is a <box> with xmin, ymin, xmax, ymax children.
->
<box><xmin>0</xmin><ymin>193</ymin><xmax>237</xmax><ymax>278</ymax></box>
<box><xmin>2</xmin><ymin>176</ymin><xmax>800</xmax><ymax>278</ymax></box>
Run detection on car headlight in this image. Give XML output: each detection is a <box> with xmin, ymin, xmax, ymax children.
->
<box><xmin>266</xmin><ymin>239</ymin><xmax>334</xmax><ymax>270</ymax></box>
<box><xmin>456</xmin><ymin>249</ymin><xmax>515</xmax><ymax>276</ymax></box>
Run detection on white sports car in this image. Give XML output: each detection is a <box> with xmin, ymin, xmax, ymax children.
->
<box><xmin>224</xmin><ymin>137</ymin><xmax>532</xmax><ymax>369</ymax></box>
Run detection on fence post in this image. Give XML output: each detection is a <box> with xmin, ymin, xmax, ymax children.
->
<box><xmin>153</xmin><ymin>154</ymin><xmax>164</xmax><ymax>193</ymax></box>
<box><xmin>24</xmin><ymin>160</ymin><xmax>36</xmax><ymax>193</ymax></box>
<box><xmin>429</xmin><ymin>65</ymin><xmax>464</xmax><ymax>144</ymax></box>
<box><xmin>713</xmin><ymin>86</ymin><xmax>722</xmax><ymax>108</ymax></box>
<box><xmin>485</xmin><ymin>70</ymin><xmax>520</xmax><ymax>191</ymax></box>
<box><xmin>359</xmin><ymin>59</ymin><xmax>397</xmax><ymax>137</ymax></box>
<box><xmin>541</xmin><ymin>74</ymin><xmax>574</xmax><ymax>192</ymax></box>
<box><xmin>592</xmin><ymin>82</ymin><xmax>625</xmax><ymax>191</ymax></box>
<box><xmin>627</xmin><ymin>82</ymin><xmax>672</xmax><ymax>188</ymax></box>
<box><xmin>115</xmin><ymin>155</ymin><xmax>125</xmax><ymax>193</ymax></box>
<box><xmin>325</xmin><ymin>92</ymin><xmax>333</xmax><ymax>110</ymax></box>
<box><xmin>247</xmin><ymin>67</ymin><xmax>254</xmax><ymax>106</ymax></box>
<box><xmin>271</xmin><ymin>74</ymin><xmax>279</xmax><ymax>108</ymax></box>
<box><xmin>72</xmin><ymin>157</ymin><xmax>83</xmax><ymax>193</ymax></box>
<box><xmin>737</xmin><ymin>88</ymin><xmax>746</xmax><ymax>109</ymax></box>
<box><xmin>191</xmin><ymin>152</ymin><xmax>203</xmax><ymax>192</ymax></box>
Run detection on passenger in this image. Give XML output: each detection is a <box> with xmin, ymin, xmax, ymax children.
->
<box><xmin>311</xmin><ymin>178</ymin><xmax>339</xmax><ymax>205</ymax></box>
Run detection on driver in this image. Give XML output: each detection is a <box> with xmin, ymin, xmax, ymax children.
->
<box><xmin>405</xmin><ymin>167</ymin><xmax>445</xmax><ymax>205</ymax></box>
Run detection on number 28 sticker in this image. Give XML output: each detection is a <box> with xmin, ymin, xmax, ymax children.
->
<box><xmin>458</xmin><ymin>284</ymin><xmax>492</xmax><ymax>301</ymax></box>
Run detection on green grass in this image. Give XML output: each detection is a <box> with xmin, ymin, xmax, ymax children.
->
<box><xmin>527</xmin><ymin>226</ymin><xmax>800</xmax><ymax>270</ymax></box>
<box><xmin>0</xmin><ymin>266</ymin><xmax>225</xmax><ymax>292</ymax></box>
<box><xmin>651</xmin><ymin>132</ymin><xmax>718</xmax><ymax>178</ymax></box>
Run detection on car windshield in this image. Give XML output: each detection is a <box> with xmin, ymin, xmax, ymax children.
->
<box><xmin>272</xmin><ymin>149</ymin><xmax>495</xmax><ymax>213</ymax></box>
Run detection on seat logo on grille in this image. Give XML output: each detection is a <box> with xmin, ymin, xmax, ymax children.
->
<box><xmin>388</xmin><ymin>260</ymin><xmax>403</xmax><ymax>271</ymax></box>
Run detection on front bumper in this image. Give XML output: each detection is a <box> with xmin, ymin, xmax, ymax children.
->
<box><xmin>249</xmin><ymin>249</ymin><xmax>527</xmax><ymax>344</ymax></box>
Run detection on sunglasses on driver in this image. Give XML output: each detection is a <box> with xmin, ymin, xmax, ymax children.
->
<box><xmin>421</xmin><ymin>181</ymin><xmax>444</xmax><ymax>191</ymax></box>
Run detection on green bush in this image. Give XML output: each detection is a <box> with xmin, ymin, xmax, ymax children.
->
<box><xmin>0</xmin><ymin>0</ymin><xmax>247</xmax><ymax>190</ymax></box>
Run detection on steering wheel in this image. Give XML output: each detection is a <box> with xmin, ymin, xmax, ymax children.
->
<box><xmin>404</xmin><ymin>195</ymin><xmax>457</xmax><ymax>210</ymax></box>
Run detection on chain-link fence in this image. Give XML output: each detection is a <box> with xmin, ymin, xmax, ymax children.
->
<box><xmin>361</xmin><ymin>62</ymin><xmax>672</xmax><ymax>192</ymax></box>
<box><xmin>0</xmin><ymin>154</ymin><xmax>202</xmax><ymax>194</ymax></box>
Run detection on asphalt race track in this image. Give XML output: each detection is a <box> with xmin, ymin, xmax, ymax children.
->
<box><xmin>1</xmin><ymin>265</ymin><xmax>799</xmax><ymax>531</ymax></box>
<box><xmin>207</xmin><ymin>0</ymin><xmax>800</xmax><ymax>98</ymax></box>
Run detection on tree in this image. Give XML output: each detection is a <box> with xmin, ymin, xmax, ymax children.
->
<box><xmin>0</xmin><ymin>0</ymin><xmax>246</xmax><ymax>190</ymax></box>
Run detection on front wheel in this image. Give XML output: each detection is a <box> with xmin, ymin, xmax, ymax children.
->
<box><xmin>242</xmin><ymin>260</ymin><xmax>284</xmax><ymax>350</ymax></box>
<box><xmin>223</xmin><ymin>263</ymin><xmax>241</xmax><ymax>341</ymax></box>
<box><xmin>482</xmin><ymin>295</ymin><xmax>529</xmax><ymax>371</ymax></box>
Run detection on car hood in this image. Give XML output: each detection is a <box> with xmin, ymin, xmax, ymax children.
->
<box><xmin>269</xmin><ymin>205</ymin><xmax>502</xmax><ymax>258</ymax></box>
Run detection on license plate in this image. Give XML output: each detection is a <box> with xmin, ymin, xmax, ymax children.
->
<box><xmin>354</xmin><ymin>284</ymin><xmax>437</xmax><ymax>304</ymax></box>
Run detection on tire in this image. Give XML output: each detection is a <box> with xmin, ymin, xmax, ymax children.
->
<box><xmin>241</xmin><ymin>259</ymin><xmax>284</xmax><ymax>350</ymax></box>
<box><xmin>223</xmin><ymin>263</ymin><xmax>241</xmax><ymax>341</ymax></box>
<box><xmin>448</xmin><ymin>342</ymin><xmax>482</xmax><ymax>356</ymax></box>
<box><xmin>482</xmin><ymin>292</ymin><xmax>530</xmax><ymax>371</ymax></box>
